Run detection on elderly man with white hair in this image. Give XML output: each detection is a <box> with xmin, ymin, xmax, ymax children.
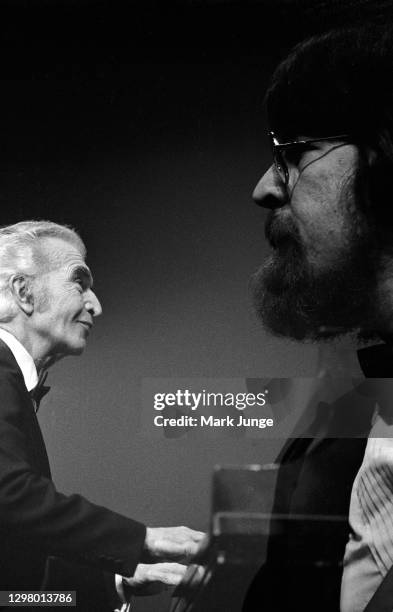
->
<box><xmin>0</xmin><ymin>220</ymin><xmax>204</xmax><ymax>611</ymax></box>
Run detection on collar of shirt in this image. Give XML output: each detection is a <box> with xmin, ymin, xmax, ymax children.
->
<box><xmin>0</xmin><ymin>328</ymin><xmax>38</xmax><ymax>392</ymax></box>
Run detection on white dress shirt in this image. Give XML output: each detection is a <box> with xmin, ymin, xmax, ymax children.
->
<box><xmin>0</xmin><ymin>328</ymin><xmax>38</xmax><ymax>391</ymax></box>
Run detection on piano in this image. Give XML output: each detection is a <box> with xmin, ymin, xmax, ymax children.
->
<box><xmin>170</xmin><ymin>464</ymin><xmax>348</xmax><ymax>612</ymax></box>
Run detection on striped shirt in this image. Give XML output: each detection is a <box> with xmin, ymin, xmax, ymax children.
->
<box><xmin>341</xmin><ymin>426</ymin><xmax>393</xmax><ymax>612</ymax></box>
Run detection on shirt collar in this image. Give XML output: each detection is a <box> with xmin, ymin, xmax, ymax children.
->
<box><xmin>0</xmin><ymin>328</ymin><xmax>38</xmax><ymax>391</ymax></box>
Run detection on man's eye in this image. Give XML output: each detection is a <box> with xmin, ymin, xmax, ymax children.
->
<box><xmin>283</xmin><ymin>144</ymin><xmax>315</xmax><ymax>166</ymax></box>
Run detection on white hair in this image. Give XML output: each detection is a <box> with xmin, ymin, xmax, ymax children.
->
<box><xmin>0</xmin><ymin>220</ymin><xmax>86</xmax><ymax>321</ymax></box>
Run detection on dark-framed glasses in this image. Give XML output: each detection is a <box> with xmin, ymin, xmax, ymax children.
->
<box><xmin>268</xmin><ymin>131</ymin><xmax>350</xmax><ymax>187</ymax></box>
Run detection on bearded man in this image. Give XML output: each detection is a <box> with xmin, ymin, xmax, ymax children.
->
<box><xmin>243</xmin><ymin>23</ymin><xmax>393</xmax><ymax>612</ymax></box>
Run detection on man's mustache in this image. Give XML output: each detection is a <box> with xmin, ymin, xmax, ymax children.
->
<box><xmin>264</xmin><ymin>210</ymin><xmax>302</xmax><ymax>249</ymax></box>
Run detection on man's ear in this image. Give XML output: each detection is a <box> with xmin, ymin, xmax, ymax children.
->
<box><xmin>9</xmin><ymin>274</ymin><xmax>34</xmax><ymax>315</ymax></box>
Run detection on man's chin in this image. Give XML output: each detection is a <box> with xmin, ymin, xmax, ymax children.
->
<box><xmin>71</xmin><ymin>341</ymin><xmax>87</xmax><ymax>355</ymax></box>
<box><xmin>58</xmin><ymin>341</ymin><xmax>86</xmax><ymax>358</ymax></box>
<box><xmin>254</xmin><ymin>290</ymin><xmax>316</xmax><ymax>341</ymax></box>
<box><xmin>251</xmin><ymin>254</ymin><xmax>375</xmax><ymax>343</ymax></box>
<box><xmin>252</xmin><ymin>262</ymin><xmax>307</xmax><ymax>340</ymax></box>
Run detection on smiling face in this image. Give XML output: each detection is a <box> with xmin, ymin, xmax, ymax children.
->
<box><xmin>31</xmin><ymin>237</ymin><xmax>102</xmax><ymax>360</ymax></box>
<box><xmin>252</xmin><ymin>137</ymin><xmax>379</xmax><ymax>340</ymax></box>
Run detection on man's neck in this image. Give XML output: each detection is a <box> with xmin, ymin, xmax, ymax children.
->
<box><xmin>0</xmin><ymin>321</ymin><xmax>55</xmax><ymax>373</ymax></box>
<box><xmin>316</xmin><ymin>336</ymin><xmax>376</xmax><ymax>377</ymax></box>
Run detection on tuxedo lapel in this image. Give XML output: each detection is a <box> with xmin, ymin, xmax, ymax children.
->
<box><xmin>0</xmin><ymin>338</ymin><xmax>51</xmax><ymax>478</ymax></box>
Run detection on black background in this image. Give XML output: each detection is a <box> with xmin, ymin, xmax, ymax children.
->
<box><xmin>1</xmin><ymin>2</ymin><xmax>390</xmax><ymax>611</ymax></box>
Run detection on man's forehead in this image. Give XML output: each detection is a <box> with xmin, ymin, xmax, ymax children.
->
<box><xmin>40</xmin><ymin>235</ymin><xmax>83</xmax><ymax>255</ymax></box>
<box><xmin>39</xmin><ymin>236</ymin><xmax>87</xmax><ymax>270</ymax></box>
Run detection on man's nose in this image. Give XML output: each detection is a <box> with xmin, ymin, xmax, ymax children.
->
<box><xmin>252</xmin><ymin>165</ymin><xmax>287</xmax><ymax>209</ymax></box>
<box><xmin>84</xmin><ymin>290</ymin><xmax>103</xmax><ymax>317</ymax></box>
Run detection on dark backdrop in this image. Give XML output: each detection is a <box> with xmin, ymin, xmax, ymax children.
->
<box><xmin>0</xmin><ymin>2</ymin><xmax>378</xmax><ymax>610</ymax></box>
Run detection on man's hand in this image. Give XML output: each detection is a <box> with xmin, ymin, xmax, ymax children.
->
<box><xmin>123</xmin><ymin>562</ymin><xmax>187</xmax><ymax>596</ymax></box>
<box><xmin>143</xmin><ymin>526</ymin><xmax>206</xmax><ymax>562</ymax></box>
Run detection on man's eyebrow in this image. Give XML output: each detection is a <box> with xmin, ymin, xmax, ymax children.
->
<box><xmin>71</xmin><ymin>265</ymin><xmax>94</xmax><ymax>287</ymax></box>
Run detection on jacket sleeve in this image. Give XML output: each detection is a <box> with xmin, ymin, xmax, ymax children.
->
<box><xmin>0</xmin><ymin>365</ymin><xmax>146</xmax><ymax>579</ymax></box>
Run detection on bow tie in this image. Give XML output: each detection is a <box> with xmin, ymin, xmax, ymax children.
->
<box><xmin>30</xmin><ymin>371</ymin><xmax>50</xmax><ymax>412</ymax></box>
<box><xmin>357</xmin><ymin>343</ymin><xmax>393</xmax><ymax>377</ymax></box>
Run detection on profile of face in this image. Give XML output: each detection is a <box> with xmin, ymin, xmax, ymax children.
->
<box><xmin>31</xmin><ymin>237</ymin><xmax>102</xmax><ymax>360</ymax></box>
<box><xmin>252</xmin><ymin>136</ymin><xmax>378</xmax><ymax>341</ymax></box>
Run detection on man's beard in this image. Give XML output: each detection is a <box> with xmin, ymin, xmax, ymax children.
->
<box><xmin>251</xmin><ymin>209</ymin><xmax>379</xmax><ymax>342</ymax></box>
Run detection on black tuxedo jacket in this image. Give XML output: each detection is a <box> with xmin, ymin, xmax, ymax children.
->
<box><xmin>0</xmin><ymin>340</ymin><xmax>146</xmax><ymax>610</ymax></box>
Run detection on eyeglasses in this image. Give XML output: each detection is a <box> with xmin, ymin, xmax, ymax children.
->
<box><xmin>268</xmin><ymin>131</ymin><xmax>350</xmax><ymax>187</ymax></box>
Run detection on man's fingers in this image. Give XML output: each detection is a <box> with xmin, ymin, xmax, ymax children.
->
<box><xmin>125</xmin><ymin>562</ymin><xmax>187</xmax><ymax>590</ymax></box>
<box><xmin>145</xmin><ymin>562</ymin><xmax>187</xmax><ymax>585</ymax></box>
<box><xmin>144</xmin><ymin>526</ymin><xmax>207</xmax><ymax>562</ymax></box>
<box><xmin>187</xmin><ymin>529</ymin><xmax>205</xmax><ymax>540</ymax></box>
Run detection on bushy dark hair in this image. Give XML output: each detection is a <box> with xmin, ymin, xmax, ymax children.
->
<box><xmin>267</xmin><ymin>25</ymin><xmax>393</xmax><ymax>142</ymax></box>
<box><xmin>267</xmin><ymin>24</ymin><xmax>393</xmax><ymax>228</ymax></box>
